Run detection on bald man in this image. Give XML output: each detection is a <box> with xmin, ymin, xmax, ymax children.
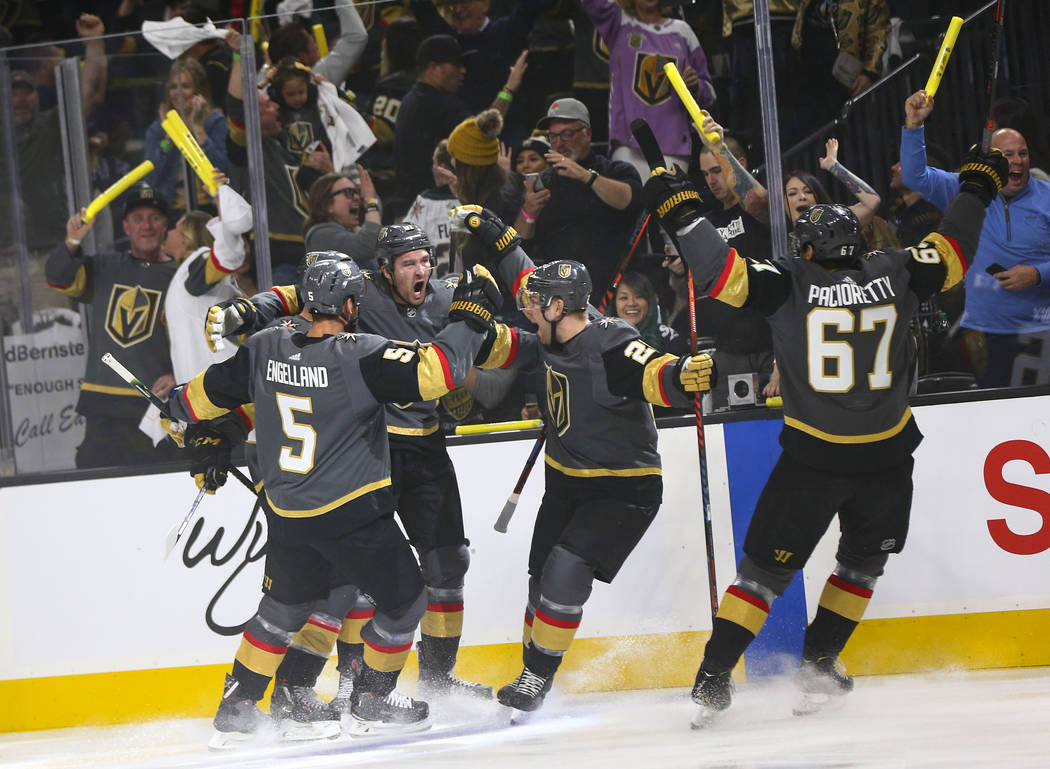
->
<box><xmin>901</xmin><ymin>90</ymin><xmax>1050</xmax><ymax>387</ymax></box>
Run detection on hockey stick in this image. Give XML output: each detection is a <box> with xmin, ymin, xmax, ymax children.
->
<box><xmin>100</xmin><ymin>353</ymin><xmax>255</xmax><ymax>492</ymax></box>
<box><xmin>494</xmin><ymin>425</ymin><xmax>546</xmax><ymax>533</ymax></box>
<box><xmin>165</xmin><ymin>485</ymin><xmax>208</xmax><ymax>558</ymax></box>
<box><xmin>980</xmin><ymin>0</ymin><xmax>1006</xmax><ymax>152</ymax></box>
<box><xmin>632</xmin><ymin>117</ymin><xmax>720</xmax><ymax>623</ymax></box>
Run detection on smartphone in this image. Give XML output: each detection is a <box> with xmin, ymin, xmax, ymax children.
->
<box><xmin>531</xmin><ymin>173</ymin><xmax>545</xmax><ymax>192</ymax></box>
<box><xmin>986</xmin><ymin>262</ymin><xmax>1006</xmax><ymax>275</ymax></box>
<box><xmin>305</xmin><ymin>139</ymin><xmax>324</xmax><ymax>154</ymax></box>
<box><xmin>523</xmin><ymin>172</ymin><xmax>539</xmax><ymax>188</ymax></box>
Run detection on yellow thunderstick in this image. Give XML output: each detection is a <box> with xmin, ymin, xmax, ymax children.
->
<box><xmin>663</xmin><ymin>61</ymin><xmax>721</xmax><ymax>146</ymax></box>
<box><xmin>161</xmin><ymin>109</ymin><xmax>220</xmax><ymax>196</ymax></box>
<box><xmin>83</xmin><ymin>160</ymin><xmax>155</xmax><ymax>222</ymax></box>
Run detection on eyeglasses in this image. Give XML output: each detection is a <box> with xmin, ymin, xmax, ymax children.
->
<box><xmin>547</xmin><ymin>127</ymin><xmax>583</xmax><ymax>144</ymax></box>
<box><xmin>330</xmin><ymin>187</ymin><xmax>360</xmax><ymax>200</ymax></box>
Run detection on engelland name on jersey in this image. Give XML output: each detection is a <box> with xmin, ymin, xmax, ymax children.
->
<box><xmin>806</xmin><ymin>275</ymin><xmax>897</xmax><ymax>308</ymax></box>
<box><xmin>265</xmin><ymin>359</ymin><xmax>330</xmax><ymax>388</ymax></box>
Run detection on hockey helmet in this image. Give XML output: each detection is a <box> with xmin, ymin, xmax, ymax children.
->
<box><xmin>375</xmin><ymin>223</ymin><xmax>433</xmax><ymax>268</ymax></box>
<box><xmin>518</xmin><ymin>260</ymin><xmax>591</xmax><ymax>313</ymax></box>
<box><xmin>788</xmin><ymin>204</ymin><xmax>860</xmax><ymax>265</ymax></box>
<box><xmin>300</xmin><ymin>255</ymin><xmax>365</xmax><ymax>316</ymax></box>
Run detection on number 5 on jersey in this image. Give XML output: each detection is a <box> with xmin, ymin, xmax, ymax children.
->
<box><xmin>276</xmin><ymin>392</ymin><xmax>316</xmax><ymax>473</ymax></box>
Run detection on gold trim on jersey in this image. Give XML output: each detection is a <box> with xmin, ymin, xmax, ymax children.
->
<box><xmin>272</xmin><ymin>285</ymin><xmax>301</xmax><ymax>315</ymax></box>
<box><xmin>265</xmin><ymin>476</ymin><xmax>392</xmax><ymax>518</ymax></box>
<box><xmin>204</xmin><ymin>248</ymin><xmax>232</xmax><ymax>285</ymax></box>
<box><xmin>80</xmin><ymin>382</ymin><xmax>140</xmax><ymax>397</ymax></box>
<box><xmin>387</xmin><ymin>423</ymin><xmax>440</xmax><ymax>436</ymax></box>
<box><xmin>784</xmin><ymin>407</ymin><xmax>913</xmax><ymax>444</ymax></box>
<box><xmin>642</xmin><ymin>353</ymin><xmax>678</xmax><ymax>406</ymax></box>
<box><xmin>416</xmin><ymin>345</ymin><xmax>455</xmax><ymax>401</ymax></box>
<box><xmin>544</xmin><ymin>455</ymin><xmax>661</xmax><ymax>478</ymax></box>
<box><xmin>479</xmin><ymin>323</ymin><xmax>517</xmax><ymax>369</ymax></box>
<box><xmin>710</xmin><ymin>252</ymin><xmax>750</xmax><ymax>308</ymax></box>
<box><xmin>183</xmin><ymin>371</ymin><xmax>229</xmax><ymax>421</ymax></box>
<box><xmin>47</xmin><ymin>265</ymin><xmax>88</xmax><ymax>298</ymax></box>
<box><xmin>924</xmin><ymin>232</ymin><xmax>966</xmax><ymax>291</ymax></box>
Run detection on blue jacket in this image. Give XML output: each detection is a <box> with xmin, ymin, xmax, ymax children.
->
<box><xmin>900</xmin><ymin>126</ymin><xmax>1050</xmax><ymax>334</ymax></box>
<box><xmin>144</xmin><ymin>111</ymin><xmax>229</xmax><ymax>206</ymax></box>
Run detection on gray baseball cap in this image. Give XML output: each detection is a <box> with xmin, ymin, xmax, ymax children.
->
<box><xmin>536</xmin><ymin>98</ymin><xmax>590</xmax><ymax>130</ymax></box>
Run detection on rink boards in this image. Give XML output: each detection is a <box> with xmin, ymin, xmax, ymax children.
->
<box><xmin>2</xmin><ymin>393</ymin><xmax>1050</xmax><ymax>731</ymax></box>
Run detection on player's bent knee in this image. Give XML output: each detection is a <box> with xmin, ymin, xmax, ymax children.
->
<box><xmin>539</xmin><ymin>545</ymin><xmax>596</xmax><ymax>607</ymax></box>
<box><xmin>255</xmin><ymin>595</ymin><xmax>314</xmax><ymax>636</ymax></box>
<box><xmin>373</xmin><ymin>585</ymin><xmax>427</xmax><ymax>637</ymax></box>
<box><xmin>833</xmin><ymin>552</ymin><xmax>888</xmax><ymax>585</ymax></box>
<box><xmin>420</xmin><ymin>544</ymin><xmax>470</xmax><ymax>589</ymax></box>
<box><xmin>738</xmin><ymin>555</ymin><xmax>796</xmax><ymax>598</ymax></box>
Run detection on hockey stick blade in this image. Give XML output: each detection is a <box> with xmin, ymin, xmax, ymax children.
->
<box><xmin>630</xmin><ymin>118</ymin><xmax>665</xmax><ymax>172</ymax></box>
<box><xmin>494</xmin><ymin>494</ymin><xmax>519</xmax><ymax>533</ymax></box>
<box><xmin>165</xmin><ymin>485</ymin><xmax>208</xmax><ymax>558</ymax></box>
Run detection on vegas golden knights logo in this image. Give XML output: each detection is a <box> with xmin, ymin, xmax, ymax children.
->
<box><xmin>285</xmin><ymin>121</ymin><xmax>314</xmax><ymax>154</ymax></box>
<box><xmin>591</xmin><ymin>30</ymin><xmax>610</xmax><ymax>62</ymax></box>
<box><xmin>546</xmin><ymin>366</ymin><xmax>570</xmax><ymax>436</ymax></box>
<box><xmin>105</xmin><ymin>284</ymin><xmax>162</xmax><ymax>348</ymax></box>
<box><xmin>558</xmin><ymin>263</ymin><xmax>572</xmax><ymax>278</ymax></box>
<box><xmin>772</xmin><ymin>549</ymin><xmax>793</xmax><ymax>564</ymax></box>
<box><xmin>633</xmin><ymin>53</ymin><xmax>676</xmax><ymax>106</ymax></box>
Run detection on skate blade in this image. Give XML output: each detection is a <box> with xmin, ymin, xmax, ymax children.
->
<box><xmin>347</xmin><ymin>716</ymin><xmax>431</xmax><ymax>737</ymax></box>
<box><xmin>208</xmin><ymin>729</ymin><xmax>255</xmax><ymax>751</ymax></box>
<box><xmin>792</xmin><ymin>690</ymin><xmax>848</xmax><ymax>717</ymax></box>
<box><xmin>689</xmin><ymin>703</ymin><xmax>724</xmax><ymax>730</ymax></box>
<box><xmin>278</xmin><ymin>719</ymin><xmax>341</xmax><ymax>742</ymax></box>
<box><xmin>507</xmin><ymin>707</ymin><xmax>535</xmax><ymax>725</ymax></box>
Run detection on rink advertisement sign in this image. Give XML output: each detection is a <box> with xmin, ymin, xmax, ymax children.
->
<box><xmin>2</xmin><ymin>323</ymin><xmax>86</xmax><ymax>473</ymax></box>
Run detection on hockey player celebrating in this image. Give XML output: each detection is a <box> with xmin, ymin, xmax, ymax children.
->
<box><xmin>168</xmin><ymin>256</ymin><xmax>503</xmax><ymax>747</ymax></box>
<box><xmin>639</xmin><ymin>144</ymin><xmax>1008</xmax><ymax>726</ymax></box>
<box><xmin>447</xmin><ymin>205</ymin><xmax>717</xmax><ymax>716</ymax></box>
<box><xmin>204</xmin><ymin>224</ymin><xmax>497</xmax><ymax>704</ymax></box>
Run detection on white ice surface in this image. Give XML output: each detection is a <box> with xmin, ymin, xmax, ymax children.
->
<box><xmin>2</xmin><ymin>667</ymin><xmax>1048</xmax><ymax>769</ymax></box>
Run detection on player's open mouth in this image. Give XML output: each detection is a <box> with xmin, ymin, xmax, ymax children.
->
<box><xmin>412</xmin><ymin>280</ymin><xmax>425</xmax><ymax>296</ymax></box>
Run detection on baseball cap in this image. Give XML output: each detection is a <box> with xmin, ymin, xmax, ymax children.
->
<box><xmin>415</xmin><ymin>34</ymin><xmax>470</xmax><ymax>68</ymax></box>
<box><xmin>11</xmin><ymin>70</ymin><xmax>35</xmax><ymax>91</ymax></box>
<box><xmin>536</xmin><ymin>98</ymin><xmax>591</xmax><ymax>130</ymax></box>
<box><xmin>521</xmin><ymin>135</ymin><xmax>551</xmax><ymax>155</ymax></box>
<box><xmin>123</xmin><ymin>183</ymin><xmax>168</xmax><ymax>219</ymax></box>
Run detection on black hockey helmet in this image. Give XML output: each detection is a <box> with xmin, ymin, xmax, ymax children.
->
<box><xmin>300</xmin><ymin>255</ymin><xmax>365</xmax><ymax>316</ymax></box>
<box><xmin>788</xmin><ymin>204</ymin><xmax>861</xmax><ymax>265</ymax></box>
<box><xmin>519</xmin><ymin>260</ymin><xmax>591</xmax><ymax>313</ymax></box>
<box><xmin>375</xmin><ymin>223</ymin><xmax>432</xmax><ymax>268</ymax></box>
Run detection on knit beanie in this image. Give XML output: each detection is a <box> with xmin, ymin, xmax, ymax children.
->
<box><xmin>448</xmin><ymin>109</ymin><xmax>503</xmax><ymax>166</ymax></box>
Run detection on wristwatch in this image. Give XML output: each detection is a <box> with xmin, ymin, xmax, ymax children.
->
<box><xmin>585</xmin><ymin>170</ymin><xmax>599</xmax><ymax>188</ymax></box>
<box><xmin>363</xmin><ymin>197</ymin><xmax>379</xmax><ymax>213</ymax></box>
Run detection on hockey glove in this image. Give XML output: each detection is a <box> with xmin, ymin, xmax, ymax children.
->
<box><xmin>678</xmin><ymin>352</ymin><xmax>716</xmax><ymax>393</ymax></box>
<box><xmin>958</xmin><ymin>146</ymin><xmax>1009</xmax><ymax>206</ymax></box>
<box><xmin>448</xmin><ymin>264</ymin><xmax>502</xmax><ymax>332</ymax></box>
<box><xmin>205</xmin><ymin>297</ymin><xmax>257</xmax><ymax>353</ymax></box>
<box><xmin>186</xmin><ymin>422</ymin><xmax>231</xmax><ymax>494</ymax></box>
<box><xmin>449</xmin><ymin>205</ymin><xmax>520</xmax><ymax>259</ymax></box>
<box><xmin>160</xmin><ymin>416</ymin><xmax>187</xmax><ymax>448</ymax></box>
<box><xmin>643</xmin><ymin>165</ymin><xmax>705</xmax><ymax>232</ymax></box>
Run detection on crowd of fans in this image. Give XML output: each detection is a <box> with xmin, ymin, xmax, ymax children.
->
<box><xmin>1</xmin><ymin>0</ymin><xmax>1048</xmax><ymax>471</ymax></box>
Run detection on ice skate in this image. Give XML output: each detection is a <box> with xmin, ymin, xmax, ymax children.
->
<box><xmin>209</xmin><ymin>675</ymin><xmax>267</xmax><ymax>750</ymax></box>
<box><xmin>328</xmin><ymin>667</ymin><xmax>355</xmax><ymax>719</ymax></box>
<box><xmin>269</xmin><ymin>681</ymin><xmax>341</xmax><ymax>741</ymax></box>
<box><xmin>690</xmin><ymin>669</ymin><xmax>734</xmax><ymax>730</ymax></box>
<box><xmin>348</xmin><ymin>689</ymin><xmax>431</xmax><ymax>736</ymax></box>
<box><xmin>497</xmin><ymin>666</ymin><xmax>552</xmax><ymax>722</ymax></box>
<box><xmin>792</xmin><ymin>656</ymin><xmax>853</xmax><ymax>716</ymax></box>
<box><xmin>419</xmin><ymin>668</ymin><xmax>494</xmax><ymax>700</ymax></box>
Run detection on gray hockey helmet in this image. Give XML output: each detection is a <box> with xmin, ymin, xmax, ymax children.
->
<box><xmin>300</xmin><ymin>254</ymin><xmax>365</xmax><ymax>316</ymax></box>
<box><xmin>520</xmin><ymin>260</ymin><xmax>591</xmax><ymax>312</ymax></box>
<box><xmin>375</xmin><ymin>223</ymin><xmax>432</xmax><ymax>268</ymax></box>
<box><xmin>788</xmin><ymin>203</ymin><xmax>861</xmax><ymax>264</ymax></box>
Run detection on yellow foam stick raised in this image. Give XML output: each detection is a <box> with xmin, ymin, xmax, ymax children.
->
<box><xmin>312</xmin><ymin>23</ymin><xmax>329</xmax><ymax>59</ymax></box>
<box><xmin>663</xmin><ymin>61</ymin><xmax>721</xmax><ymax>146</ymax></box>
<box><xmin>455</xmin><ymin>419</ymin><xmax>543</xmax><ymax>436</ymax></box>
<box><xmin>83</xmin><ymin>160</ymin><xmax>155</xmax><ymax>223</ymax></box>
<box><xmin>924</xmin><ymin>16</ymin><xmax>964</xmax><ymax>105</ymax></box>
<box><xmin>161</xmin><ymin>109</ymin><xmax>219</xmax><ymax>196</ymax></box>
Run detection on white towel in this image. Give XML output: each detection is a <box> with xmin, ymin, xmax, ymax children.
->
<box><xmin>206</xmin><ymin>185</ymin><xmax>253</xmax><ymax>271</ymax></box>
<box><xmin>315</xmin><ymin>79</ymin><xmax>376</xmax><ymax>171</ymax></box>
<box><xmin>142</xmin><ymin>17</ymin><xmax>226</xmax><ymax>59</ymax></box>
<box><xmin>277</xmin><ymin>0</ymin><xmax>313</xmax><ymax>25</ymax></box>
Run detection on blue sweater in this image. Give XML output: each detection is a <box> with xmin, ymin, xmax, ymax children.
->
<box><xmin>900</xmin><ymin>126</ymin><xmax>1050</xmax><ymax>334</ymax></box>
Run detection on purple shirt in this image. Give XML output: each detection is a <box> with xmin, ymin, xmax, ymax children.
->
<box><xmin>582</xmin><ymin>0</ymin><xmax>715</xmax><ymax>156</ymax></box>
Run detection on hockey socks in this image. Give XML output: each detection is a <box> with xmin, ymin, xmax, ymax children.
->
<box><xmin>803</xmin><ymin>569</ymin><xmax>874</xmax><ymax>660</ymax></box>
<box><xmin>701</xmin><ymin>582</ymin><xmax>774</xmax><ymax>674</ymax></box>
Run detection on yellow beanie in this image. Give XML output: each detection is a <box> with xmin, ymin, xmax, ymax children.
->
<box><xmin>448</xmin><ymin>109</ymin><xmax>502</xmax><ymax>166</ymax></box>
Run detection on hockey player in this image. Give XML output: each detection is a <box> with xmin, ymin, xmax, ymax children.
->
<box><xmin>205</xmin><ymin>224</ymin><xmax>497</xmax><ymax>703</ymax></box>
<box><xmin>640</xmin><ymin>145</ymin><xmax>1008</xmax><ymax>726</ymax></box>
<box><xmin>168</xmin><ymin>257</ymin><xmax>503</xmax><ymax>747</ymax></box>
<box><xmin>448</xmin><ymin>206</ymin><xmax>718</xmax><ymax>715</ymax></box>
